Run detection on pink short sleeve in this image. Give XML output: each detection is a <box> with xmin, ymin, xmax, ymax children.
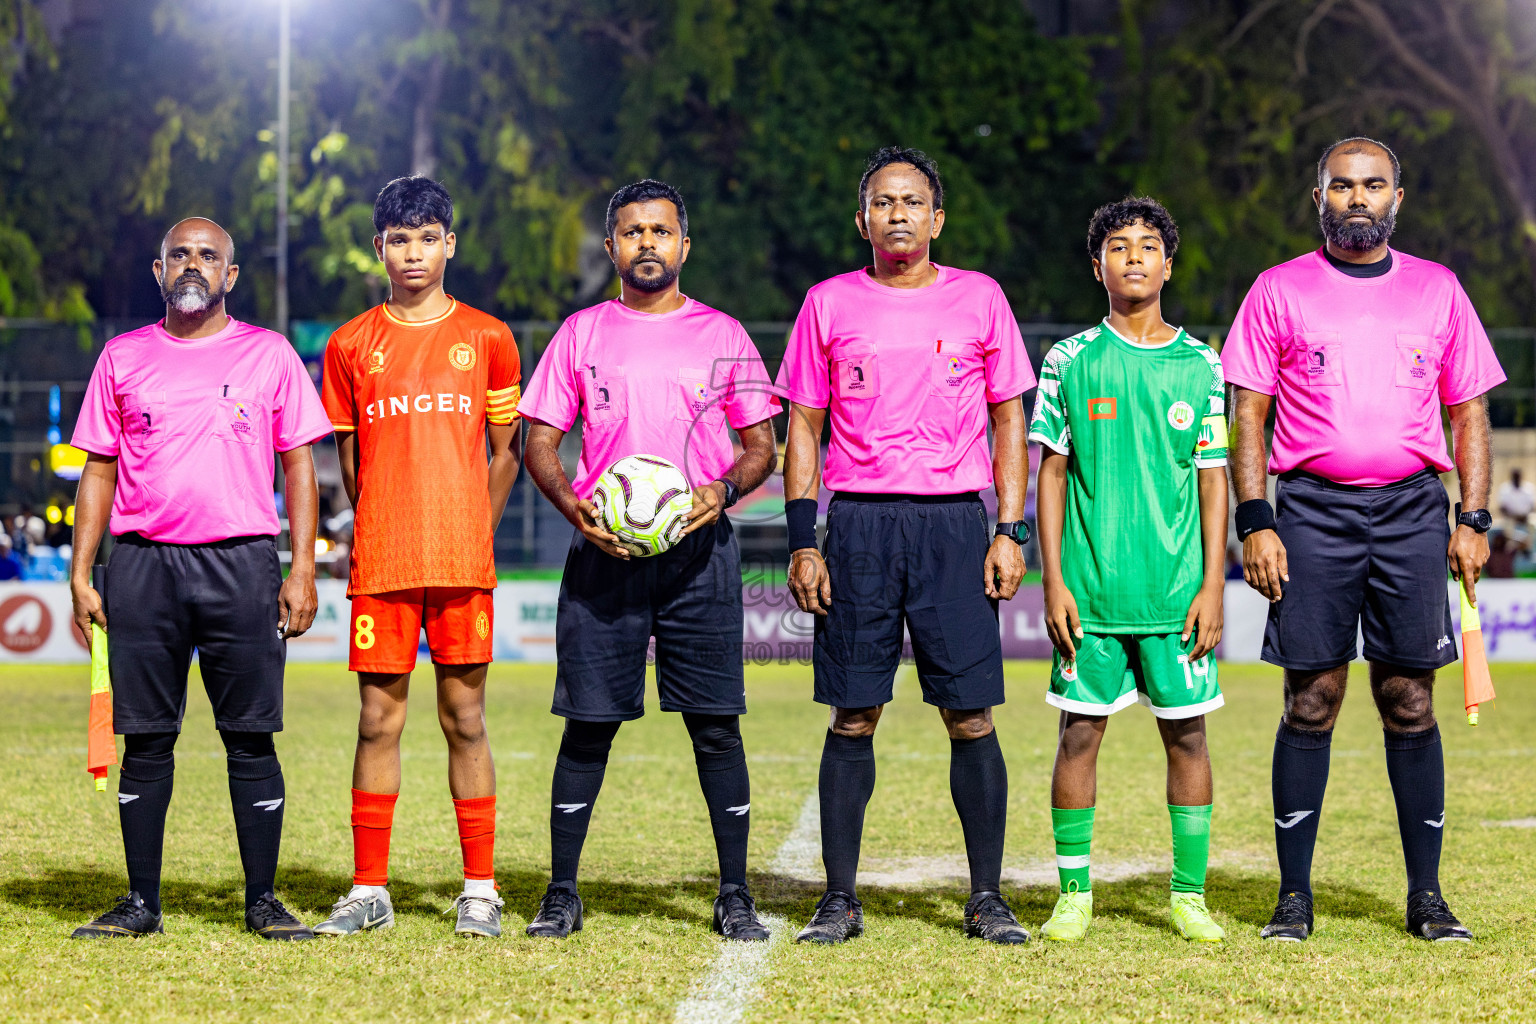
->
<box><xmin>982</xmin><ymin>283</ymin><xmax>1036</xmax><ymax>402</ymax></box>
<box><xmin>1222</xmin><ymin>274</ymin><xmax>1283</xmax><ymax>395</ymax></box>
<box><xmin>775</xmin><ymin>293</ymin><xmax>831</xmax><ymax>409</ymax></box>
<box><xmin>273</xmin><ymin>344</ymin><xmax>334</xmax><ymax>451</ymax></box>
<box><xmin>517</xmin><ymin>320</ymin><xmax>582</xmax><ymax>430</ymax></box>
<box><xmin>72</xmin><ymin>349</ymin><xmax>121</xmax><ymax>457</ymax></box>
<box><xmin>1438</xmin><ymin>281</ymin><xmax>1506</xmax><ymax>405</ymax></box>
<box><xmin>723</xmin><ymin>326</ymin><xmax>782</xmax><ymax>429</ymax></box>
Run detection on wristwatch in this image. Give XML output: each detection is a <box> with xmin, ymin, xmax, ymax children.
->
<box><xmin>995</xmin><ymin>520</ymin><xmax>1031</xmax><ymax>545</ymax></box>
<box><xmin>718</xmin><ymin>479</ymin><xmax>741</xmax><ymax>509</ymax></box>
<box><xmin>1454</xmin><ymin>503</ymin><xmax>1492</xmax><ymax>534</ymax></box>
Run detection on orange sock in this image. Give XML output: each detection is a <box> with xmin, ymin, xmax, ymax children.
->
<box><xmin>351</xmin><ymin>789</ymin><xmax>398</xmax><ymax>886</ymax></box>
<box><xmin>453</xmin><ymin>795</ymin><xmax>496</xmax><ymax>882</ymax></box>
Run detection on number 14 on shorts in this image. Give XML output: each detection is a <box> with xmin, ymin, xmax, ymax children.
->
<box><xmin>1048</xmin><ymin>633</ymin><xmax>1222</xmax><ymax>718</ymax></box>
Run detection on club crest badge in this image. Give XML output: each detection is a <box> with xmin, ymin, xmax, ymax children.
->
<box><xmin>1167</xmin><ymin>400</ymin><xmax>1195</xmax><ymax>430</ymax></box>
<box><xmin>449</xmin><ymin>343</ymin><xmax>476</xmax><ymax>371</ymax></box>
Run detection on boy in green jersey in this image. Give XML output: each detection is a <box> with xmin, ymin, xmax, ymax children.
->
<box><xmin>1028</xmin><ymin>197</ymin><xmax>1229</xmax><ymax>943</ymax></box>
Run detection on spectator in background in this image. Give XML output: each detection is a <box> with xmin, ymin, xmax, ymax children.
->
<box><xmin>1484</xmin><ymin>529</ymin><xmax>1528</xmax><ymax>579</ymax></box>
<box><xmin>11</xmin><ymin>512</ymin><xmax>31</xmax><ymax>559</ymax></box>
<box><xmin>1226</xmin><ymin>544</ymin><xmax>1245</xmax><ymax>581</ymax></box>
<box><xmin>1496</xmin><ymin>467</ymin><xmax>1534</xmax><ymax>531</ymax></box>
<box><xmin>0</xmin><ymin>535</ymin><xmax>22</xmax><ymax>580</ymax></box>
<box><xmin>24</xmin><ymin>516</ymin><xmax>44</xmax><ymax>552</ymax></box>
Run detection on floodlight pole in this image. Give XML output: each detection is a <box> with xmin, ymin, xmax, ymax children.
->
<box><xmin>275</xmin><ymin>0</ymin><xmax>291</xmax><ymax>339</ymax></box>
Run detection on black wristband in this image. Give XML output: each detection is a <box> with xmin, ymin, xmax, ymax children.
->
<box><xmin>786</xmin><ymin>498</ymin><xmax>818</xmax><ymax>553</ymax></box>
<box><xmin>1235</xmin><ymin>499</ymin><xmax>1276</xmax><ymax>541</ymax></box>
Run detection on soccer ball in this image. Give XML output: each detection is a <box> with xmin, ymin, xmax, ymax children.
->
<box><xmin>592</xmin><ymin>455</ymin><xmax>694</xmax><ymax>557</ymax></box>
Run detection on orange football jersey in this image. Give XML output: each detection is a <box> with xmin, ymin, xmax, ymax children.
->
<box><xmin>321</xmin><ymin>299</ymin><xmax>520</xmax><ymax>595</ymax></box>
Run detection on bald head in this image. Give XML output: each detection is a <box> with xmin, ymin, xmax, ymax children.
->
<box><xmin>161</xmin><ymin>217</ymin><xmax>235</xmax><ymax>263</ymax></box>
<box><xmin>154</xmin><ymin>217</ymin><xmax>239</xmax><ymax>324</ymax></box>
<box><xmin>1317</xmin><ymin>136</ymin><xmax>1400</xmax><ymax>189</ymax></box>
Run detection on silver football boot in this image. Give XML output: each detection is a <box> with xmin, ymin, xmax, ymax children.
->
<box><xmin>451</xmin><ymin>892</ymin><xmax>504</xmax><ymax>938</ymax></box>
<box><xmin>312</xmin><ymin>888</ymin><xmax>395</xmax><ymax>936</ymax></box>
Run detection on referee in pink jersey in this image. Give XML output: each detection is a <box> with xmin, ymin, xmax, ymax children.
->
<box><xmin>777</xmin><ymin>148</ymin><xmax>1035</xmax><ymax>945</ymax></box>
<box><xmin>1225</xmin><ymin>139</ymin><xmax>1505</xmax><ymax>944</ymax></box>
<box><xmin>518</xmin><ymin>180</ymin><xmax>781</xmax><ymax>942</ymax></box>
<box><xmin>67</xmin><ymin>218</ymin><xmax>333</xmax><ymax>941</ymax></box>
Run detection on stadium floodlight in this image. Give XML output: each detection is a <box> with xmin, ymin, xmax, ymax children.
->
<box><xmin>276</xmin><ymin>0</ymin><xmax>291</xmax><ymax>339</ymax></box>
<box><xmin>256</xmin><ymin>0</ymin><xmax>294</xmax><ymax>338</ymax></box>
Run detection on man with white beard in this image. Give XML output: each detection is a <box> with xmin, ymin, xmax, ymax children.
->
<box><xmin>68</xmin><ymin>217</ymin><xmax>333</xmax><ymax>940</ymax></box>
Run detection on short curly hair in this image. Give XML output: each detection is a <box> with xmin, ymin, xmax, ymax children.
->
<box><xmin>1086</xmin><ymin>196</ymin><xmax>1180</xmax><ymax>259</ymax></box>
<box><xmin>858</xmin><ymin>146</ymin><xmax>943</xmax><ymax>211</ymax></box>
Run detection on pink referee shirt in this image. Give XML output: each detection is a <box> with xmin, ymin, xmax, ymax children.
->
<box><xmin>518</xmin><ymin>297</ymin><xmax>781</xmax><ymax>500</ymax></box>
<box><xmin>774</xmin><ymin>265</ymin><xmax>1036</xmax><ymax>494</ymax></box>
<box><xmin>73</xmin><ymin>317</ymin><xmax>333</xmax><ymax>543</ymax></box>
<box><xmin>1223</xmin><ymin>248</ymin><xmax>1505</xmax><ymax>487</ymax></box>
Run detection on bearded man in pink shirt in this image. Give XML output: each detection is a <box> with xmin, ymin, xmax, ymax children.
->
<box><xmin>67</xmin><ymin>218</ymin><xmax>333</xmax><ymax>941</ymax></box>
<box><xmin>519</xmin><ymin>180</ymin><xmax>781</xmax><ymax>942</ymax></box>
<box><xmin>778</xmin><ymin>147</ymin><xmax>1036</xmax><ymax>945</ymax></box>
<box><xmin>1225</xmin><ymin>138</ymin><xmax>1504</xmax><ymax>944</ymax></box>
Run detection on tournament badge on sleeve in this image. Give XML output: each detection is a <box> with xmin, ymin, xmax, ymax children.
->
<box><xmin>86</xmin><ymin>566</ymin><xmax>116</xmax><ymax>790</ymax></box>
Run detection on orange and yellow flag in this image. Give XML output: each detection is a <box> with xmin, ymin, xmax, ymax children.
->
<box><xmin>1459</xmin><ymin>584</ymin><xmax>1497</xmax><ymax>726</ymax></box>
<box><xmin>87</xmin><ymin>623</ymin><xmax>116</xmax><ymax>789</ymax></box>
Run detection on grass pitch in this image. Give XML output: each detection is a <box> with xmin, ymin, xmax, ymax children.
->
<box><xmin>1</xmin><ymin>660</ymin><xmax>1533</xmax><ymax>1022</ymax></box>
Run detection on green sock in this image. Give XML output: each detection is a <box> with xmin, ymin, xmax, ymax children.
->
<box><xmin>1051</xmin><ymin>806</ymin><xmax>1095</xmax><ymax>893</ymax></box>
<box><xmin>1169</xmin><ymin>803</ymin><xmax>1212</xmax><ymax>893</ymax></box>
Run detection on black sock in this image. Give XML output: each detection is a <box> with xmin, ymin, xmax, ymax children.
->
<box><xmin>222</xmin><ymin>731</ymin><xmax>284</xmax><ymax>907</ymax></box>
<box><xmin>549</xmin><ymin>719</ymin><xmax>620</xmax><ymax>888</ymax></box>
<box><xmin>1383</xmin><ymin>725</ymin><xmax>1444</xmax><ymax>897</ymax></box>
<box><xmin>1273</xmin><ymin>720</ymin><xmax>1332</xmax><ymax>899</ymax></box>
<box><xmin>818</xmin><ymin>730</ymin><xmax>876</xmax><ymax>897</ymax></box>
<box><xmin>949</xmin><ymin>730</ymin><xmax>1008</xmax><ymax>894</ymax></box>
<box><xmin>119</xmin><ymin>732</ymin><xmax>177</xmax><ymax>915</ymax></box>
<box><xmin>684</xmin><ymin>713</ymin><xmax>751</xmax><ymax>889</ymax></box>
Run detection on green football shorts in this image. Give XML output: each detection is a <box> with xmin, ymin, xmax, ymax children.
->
<box><xmin>1047</xmin><ymin>633</ymin><xmax>1223</xmax><ymax>719</ymax></box>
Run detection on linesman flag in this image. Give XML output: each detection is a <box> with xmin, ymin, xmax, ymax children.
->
<box><xmin>86</xmin><ymin>565</ymin><xmax>116</xmax><ymax>790</ymax></box>
<box><xmin>1459</xmin><ymin>582</ymin><xmax>1496</xmax><ymax>727</ymax></box>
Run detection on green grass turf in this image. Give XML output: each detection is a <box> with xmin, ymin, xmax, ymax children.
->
<box><xmin>1</xmin><ymin>661</ymin><xmax>1532</xmax><ymax>1022</ymax></box>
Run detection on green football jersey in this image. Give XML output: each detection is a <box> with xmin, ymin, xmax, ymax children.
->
<box><xmin>1028</xmin><ymin>320</ymin><xmax>1227</xmax><ymax>633</ymax></box>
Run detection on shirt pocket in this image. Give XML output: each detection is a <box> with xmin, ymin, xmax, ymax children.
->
<box><xmin>1283</xmin><ymin>332</ymin><xmax>1341</xmax><ymax>387</ymax></box>
<box><xmin>676</xmin><ymin>368</ymin><xmax>726</xmax><ymax>426</ymax></box>
<box><xmin>929</xmin><ymin>339</ymin><xmax>983</xmax><ymax>399</ymax></box>
<box><xmin>218</xmin><ymin>386</ymin><xmax>265</xmax><ymax>445</ymax></box>
<box><xmin>582</xmin><ymin>368</ymin><xmax>628</xmax><ymax>427</ymax></box>
<box><xmin>119</xmin><ymin>392</ymin><xmax>168</xmax><ymax>447</ymax></box>
<box><xmin>832</xmin><ymin>345</ymin><xmax>879</xmax><ymax>400</ymax></box>
<box><xmin>1395</xmin><ymin>334</ymin><xmax>1443</xmax><ymax>391</ymax></box>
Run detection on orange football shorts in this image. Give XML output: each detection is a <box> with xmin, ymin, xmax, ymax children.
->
<box><xmin>349</xmin><ymin>587</ymin><xmax>494</xmax><ymax>673</ymax></box>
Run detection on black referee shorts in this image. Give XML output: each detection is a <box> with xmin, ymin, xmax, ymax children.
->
<box><xmin>813</xmin><ymin>493</ymin><xmax>1005</xmax><ymax>710</ymax></box>
<box><xmin>1263</xmin><ymin>469</ymin><xmax>1457</xmax><ymax>672</ymax></box>
<box><xmin>552</xmin><ymin>518</ymin><xmax>745</xmax><ymax>722</ymax></box>
<box><xmin>105</xmin><ymin>533</ymin><xmax>287</xmax><ymax>734</ymax></box>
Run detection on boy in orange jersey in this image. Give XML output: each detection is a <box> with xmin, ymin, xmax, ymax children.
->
<box><xmin>313</xmin><ymin>176</ymin><xmax>521</xmax><ymax>938</ymax></box>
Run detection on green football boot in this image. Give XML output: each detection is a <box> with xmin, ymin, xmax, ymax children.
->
<box><xmin>1040</xmin><ymin>887</ymin><xmax>1092</xmax><ymax>942</ymax></box>
<box><xmin>1170</xmin><ymin>891</ymin><xmax>1225</xmax><ymax>943</ymax></box>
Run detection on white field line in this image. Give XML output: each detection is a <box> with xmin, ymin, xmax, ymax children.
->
<box><xmin>672</xmin><ymin>666</ymin><xmax>915</xmax><ymax>1024</ymax></box>
<box><xmin>671</xmin><ymin>914</ymin><xmax>787</xmax><ymax>1024</ymax></box>
<box><xmin>768</xmin><ymin>792</ymin><xmax>822</xmax><ymax>881</ymax></box>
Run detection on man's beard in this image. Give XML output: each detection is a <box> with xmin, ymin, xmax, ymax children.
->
<box><xmin>161</xmin><ymin>272</ymin><xmax>223</xmax><ymax>316</ymax></box>
<box><xmin>1320</xmin><ymin>201</ymin><xmax>1396</xmax><ymax>253</ymax></box>
<box><xmin>619</xmin><ymin>256</ymin><xmax>679</xmax><ymax>293</ymax></box>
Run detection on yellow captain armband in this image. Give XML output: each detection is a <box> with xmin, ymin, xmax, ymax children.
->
<box><xmin>486</xmin><ymin>384</ymin><xmax>521</xmax><ymax>426</ymax></box>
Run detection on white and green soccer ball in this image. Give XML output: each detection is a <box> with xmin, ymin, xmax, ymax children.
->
<box><xmin>592</xmin><ymin>454</ymin><xmax>694</xmax><ymax>557</ymax></box>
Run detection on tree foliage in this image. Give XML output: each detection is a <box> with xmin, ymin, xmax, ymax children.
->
<box><xmin>0</xmin><ymin>0</ymin><xmax>1534</xmax><ymax>328</ymax></box>
<box><xmin>1108</xmin><ymin>0</ymin><xmax>1536</xmax><ymax>326</ymax></box>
